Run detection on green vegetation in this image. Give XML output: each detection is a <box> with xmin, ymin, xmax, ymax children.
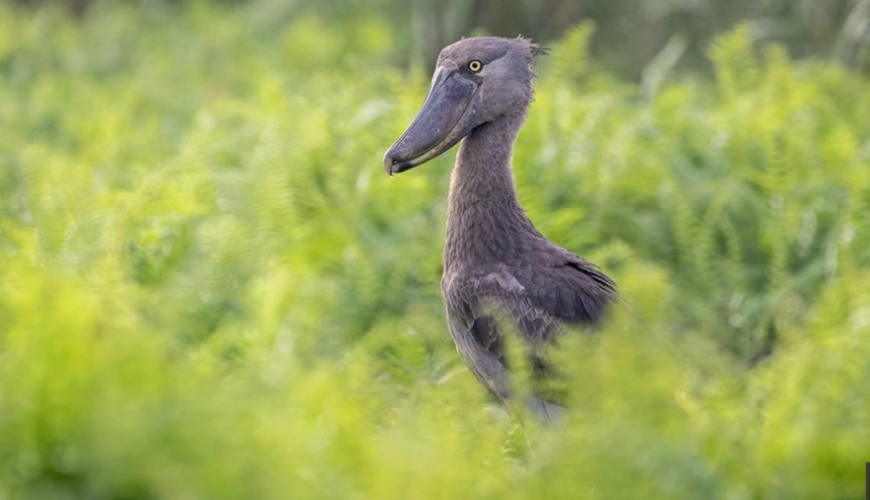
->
<box><xmin>17</xmin><ymin>0</ymin><xmax>870</xmax><ymax>78</ymax></box>
<box><xmin>1</xmin><ymin>3</ymin><xmax>869</xmax><ymax>499</ymax></box>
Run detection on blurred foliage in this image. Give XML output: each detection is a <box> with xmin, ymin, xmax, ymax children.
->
<box><xmin>1</xmin><ymin>2</ymin><xmax>870</xmax><ymax>499</ymax></box>
<box><xmin>12</xmin><ymin>0</ymin><xmax>870</xmax><ymax>77</ymax></box>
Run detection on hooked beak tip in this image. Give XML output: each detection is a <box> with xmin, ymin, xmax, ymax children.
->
<box><xmin>383</xmin><ymin>152</ymin><xmax>396</xmax><ymax>177</ymax></box>
<box><xmin>383</xmin><ymin>151</ymin><xmax>414</xmax><ymax>177</ymax></box>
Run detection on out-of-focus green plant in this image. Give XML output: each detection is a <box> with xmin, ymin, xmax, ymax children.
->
<box><xmin>0</xmin><ymin>2</ymin><xmax>869</xmax><ymax>499</ymax></box>
<box><xmin>15</xmin><ymin>0</ymin><xmax>870</xmax><ymax>76</ymax></box>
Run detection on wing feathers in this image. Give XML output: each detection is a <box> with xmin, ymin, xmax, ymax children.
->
<box><xmin>445</xmin><ymin>253</ymin><xmax>616</xmax><ymax>353</ymax></box>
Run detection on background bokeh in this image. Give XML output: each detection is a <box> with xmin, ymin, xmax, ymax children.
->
<box><xmin>1</xmin><ymin>1</ymin><xmax>869</xmax><ymax>499</ymax></box>
<box><xmin>13</xmin><ymin>0</ymin><xmax>870</xmax><ymax>77</ymax></box>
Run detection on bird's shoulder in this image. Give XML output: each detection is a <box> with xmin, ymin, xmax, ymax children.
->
<box><xmin>443</xmin><ymin>265</ymin><xmax>556</xmax><ymax>343</ymax></box>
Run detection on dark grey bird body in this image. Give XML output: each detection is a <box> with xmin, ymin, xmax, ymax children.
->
<box><xmin>384</xmin><ymin>37</ymin><xmax>617</xmax><ymax>420</ymax></box>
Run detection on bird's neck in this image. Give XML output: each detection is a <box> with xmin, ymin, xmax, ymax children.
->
<box><xmin>445</xmin><ymin>112</ymin><xmax>537</xmax><ymax>271</ymax></box>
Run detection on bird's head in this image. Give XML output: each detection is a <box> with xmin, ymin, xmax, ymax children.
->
<box><xmin>383</xmin><ymin>36</ymin><xmax>545</xmax><ymax>176</ymax></box>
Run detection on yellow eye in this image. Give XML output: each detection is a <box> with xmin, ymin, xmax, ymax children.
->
<box><xmin>468</xmin><ymin>60</ymin><xmax>483</xmax><ymax>73</ymax></box>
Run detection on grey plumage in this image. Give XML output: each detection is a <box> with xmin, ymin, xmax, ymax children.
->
<box><xmin>384</xmin><ymin>37</ymin><xmax>617</xmax><ymax>421</ymax></box>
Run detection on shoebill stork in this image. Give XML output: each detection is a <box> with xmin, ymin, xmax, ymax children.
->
<box><xmin>383</xmin><ymin>37</ymin><xmax>617</xmax><ymax>421</ymax></box>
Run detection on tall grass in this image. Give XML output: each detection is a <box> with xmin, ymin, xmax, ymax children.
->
<box><xmin>0</xmin><ymin>3</ymin><xmax>869</xmax><ymax>499</ymax></box>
